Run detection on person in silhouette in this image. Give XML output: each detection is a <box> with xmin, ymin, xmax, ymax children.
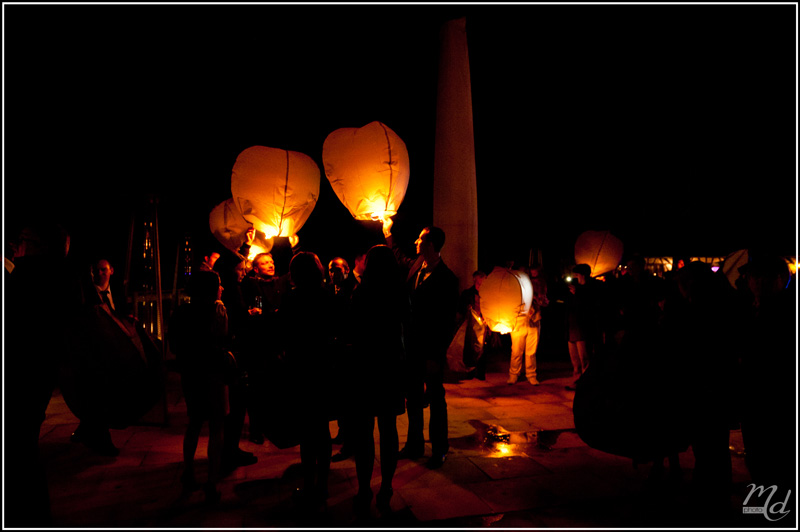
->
<box><xmin>168</xmin><ymin>270</ymin><xmax>232</xmax><ymax>504</ymax></box>
<box><xmin>383</xmin><ymin>219</ymin><xmax>459</xmax><ymax>469</ymax></box>
<box><xmin>279</xmin><ymin>251</ymin><xmax>335</xmax><ymax>508</ymax></box>
<box><xmin>5</xmin><ymin>221</ymin><xmax>78</xmax><ymax>527</ymax></box>
<box><xmin>739</xmin><ymin>254</ymin><xmax>795</xmax><ymax>500</ymax></box>
<box><xmin>69</xmin><ymin>258</ymin><xmax>127</xmax><ymax>457</ymax></box>
<box><xmin>326</xmin><ymin>257</ymin><xmax>357</xmax><ymax>463</ymax></box>
<box><xmin>349</xmin><ymin>245</ymin><xmax>410</xmax><ymax>518</ymax></box>
<box><xmin>508</xmin><ymin>264</ymin><xmax>549</xmax><ymax>386</ymax></box>
<box><xmin>662</xmin><ymin>261</ymin><xmax>739</xmax><ymax>520</ymax></box>
<box><xmin>218</xmin><ymin>258</ymin><xmax>259</xmax><ymax>471</ymax></box>
<box><xmin>565</xmin><ymin>264</ymin><xmax>601</xmax><ymax>389</ymax></box>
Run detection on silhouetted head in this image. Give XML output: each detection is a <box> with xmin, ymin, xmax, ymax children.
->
<box><xmin>189</xmin><ymin>270</ymin><xmax>222</xmax><ymax>304</ymax></box>
<box><xmin>473</xmin><ymin>270</ymin><xmax>487</xmax><ymax>291</ymax></box>
<box><xmin>572</xmin><ymin>264</ymin><xmax>591</xmax><ymax>284</ymax></box>
<box><xmin>290</xmin><ymin>252</ymin><xmax>324</xmax><ymax>289</ymax></box>
<box><xmin>363</xmin><ymin>245</ymin><xmax>400</xmax><ymax>285</ymax></box>
<box><xmin>415</xmin><ymin>226</ymin><xmax>446</xmax><ymax>256</ymax></box>
<box><xmin>625</xmin><ymin>254</ymin><xmax>646</xmax><ymax>279</ymax></box>
<box><xmin>328</xmin><ymin>257</ymin><xmax>350</xmax><ymax>285</ymax></box>
<box><xmin>675</xmin><ymin>261</ymin><xmax>716</xmax><ymax>303</ymax></box>
<box><xmin>745</xmin><ymin>255</ymin><xmax>791</xmax><ymax>306</ymax></box>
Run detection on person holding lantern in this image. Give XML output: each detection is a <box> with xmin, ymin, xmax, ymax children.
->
<box><xmin>507</xmin><ymin>264</ymin><xmax>549</xmax><ymax>386</ymax></box>
<box><xmin>383</xmin><ymin>219</ymin><xmax>459</xmax><ymax>469</ymax></box>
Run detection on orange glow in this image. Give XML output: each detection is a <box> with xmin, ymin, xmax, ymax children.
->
<box><xmin>247</xmin><ymin>244</ymin><xmax>267</xmax><ymax>261</ymax></box>
<box><xmin>231</xmin><ymin>145</ymin><xmax>319</xmax><ymax>241</ymax></box>
<box><xmin>574</xmin><ymin>230</ymin><xmax>624</xmax><ymax>277</ymax></box>
<box><xmin>480</xmin><ymin>267</ymin><xmax>533</xmax><ymax>334</ymax></box>
<box><xmin>323</xmin><ymin>121</ymin><xmax>410</xmax><ymax>221</ymax></box>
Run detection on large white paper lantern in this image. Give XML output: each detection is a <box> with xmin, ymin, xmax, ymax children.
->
<box><xmin>575</xmin><ymin>230</ymin><xmax>624</xmax><ymax>277</ymax></box>
<box><xmin>480</xmin><ymin>266</ymin><xmax>533</xmax><ymax>334</ymax></box>
<box><xmin>209</xmin><ymin>198</ymin><xmax>273</xmax><ymax>258</ymax></box>
<box><xmin>322</xmin><ymin>121</ymin><xmax>410</xmax><ymax>221</ymax></box>
<box><xmin>231</xmin><ymin>146</ymin><xmax>320</xmax><ymax>241</ymax></box>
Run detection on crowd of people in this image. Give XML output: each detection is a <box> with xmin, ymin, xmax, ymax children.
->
<box><xmin>168</xmin><ymin>220</ymin><xmax>460</xmax><ymax>517</ymax></box>
<box><xmin>4</xmin><ymin>218</ymin><xmax>796</xmax><ymax>525</ymax></box>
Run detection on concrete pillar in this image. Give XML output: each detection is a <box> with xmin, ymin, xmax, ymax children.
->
<box><xmin>433</xmin><ymin>16</ymin><xmax>478</xmax><ymax>293</ymax></box>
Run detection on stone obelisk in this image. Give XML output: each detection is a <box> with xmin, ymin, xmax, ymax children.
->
<box><xmin>433</xmin><ymin>16</ymin><xmax>478</xmax><ymax>292</ymax></box>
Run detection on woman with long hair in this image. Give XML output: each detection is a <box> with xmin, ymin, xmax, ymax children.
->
<box><xmin>279</xmin><ymin>251</ymin><xmax>334</xmax><ymax>508</ymax></box>
<box><xmin>168</xmin><ymin>270</ymin><xmax>230</xmax><ymax>504</ymax></box>
<box><xmin>349</xmin><ymin>245</ymin><xmax>410</xmax><ymax>518</ymax></box>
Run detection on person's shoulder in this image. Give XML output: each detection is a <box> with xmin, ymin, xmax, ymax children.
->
<box><xmin>440</xmin><ymin>261</ymin><xmax>458</xmax><ymax>281</ymax></box>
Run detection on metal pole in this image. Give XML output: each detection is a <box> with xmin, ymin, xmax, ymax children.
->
<box><xmin>124</xmin><ymin>211</ymin><xmax>135</xmax><ymax>307</ymax></box>
<box><xmin>172</xmin><ymin>240</ymin><xmax>180</xmax><ymax>314</ymax></box>
<box><xmin>151</xmin><ymin>195</ymin><xmax>168</xmax><ymax>424</ymax></box>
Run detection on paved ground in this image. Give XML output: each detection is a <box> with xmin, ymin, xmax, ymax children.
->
<box><xmin>31</xmin><ymin>355</ymin><xmax>773</xmax><ymax>529</ymax></box>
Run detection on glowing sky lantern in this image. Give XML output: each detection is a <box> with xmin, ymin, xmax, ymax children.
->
<box><xmin>574</xmin><ymin>230</ymin><xmax>624</xmax><ymax>278</ymax></box>
<box><xmin>480</xmin><ymin>266</ymin><xmax>534</xmax><ymax>334</ymax></box>
<box><xmin>231</xmin><ymin>146</ymin><xmax>320</xmax><ymax>245</ymax></box>
<box><xmin>209</xmin><ymin>198</ymin><xmax>273</xmax><ymax>259</ymax></box>
<box><xmin>322</xmin><ymin>121</ymin><xmax>410</xmax><ymax>221</ymax></box>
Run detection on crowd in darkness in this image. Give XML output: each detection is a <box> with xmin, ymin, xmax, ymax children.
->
<box><xmin>3</xmin><ymin>217</ymin><xmax>796</xmax><ymax>526</ymax></box>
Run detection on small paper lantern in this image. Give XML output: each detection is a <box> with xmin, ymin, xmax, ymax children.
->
<box><xmin>480</xmin><ymin>266</ymin><xmax>533</xmax><ymax>334</ymax></box>
<box><xmin>575</xmin><ymin>230</ymin><xmax>624</xmax><ymax>277</ymax></box>
<box><xmin>322</xmin><ymin>121</ymin><xmax>410</xmax><ymax>221</ymax></box>
<box><xmin>209</xmin><ymin>198</ymin><xmax>273</xmax><ymax>258</ymax></box>
<box><xmin>231</xmin><ymin>146</ymin><xmax>320</xmax><ymax>240</ymax></box>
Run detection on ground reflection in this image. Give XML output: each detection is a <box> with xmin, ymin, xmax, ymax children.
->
<box><xmin>482</xmin><ymin>425</ymin><xmax>576</xmax><ymax>457</ymax></box>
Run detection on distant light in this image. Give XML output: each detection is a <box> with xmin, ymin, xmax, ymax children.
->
<box><xmin>566</xmin><ymin>276</ymin><xmax>572</xmax><ymax>283</ymax></box>
<box><xmin>711</xmin><ymin>266</ymin><xmax>720</xmax><ymax>273</ymax></box>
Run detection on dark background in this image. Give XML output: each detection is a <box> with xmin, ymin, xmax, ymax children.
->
<box><xmin>4</xmin><ymin>4</ymin><xmax>796</xmax><ymax>283</ymax></box>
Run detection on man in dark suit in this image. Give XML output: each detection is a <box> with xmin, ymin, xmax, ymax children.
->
<box><xmin>384</xmin><ymin>221</ymin><xmax>459</xmax><ymax>469</ymax></box>
<box><xmin>69</xmin><ymin>258</ymin><xmax>125</xmax><ymax>456</ymax></box>
<box><xmin>324</xmin><ymin>257</ymin><xmax>358</xmax><ymax>462</ymax></box>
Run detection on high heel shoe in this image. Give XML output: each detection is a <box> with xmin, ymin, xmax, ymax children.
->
<box><xmin>376</xmin><ymin>488</ymin><xmax>393</xmax><ymax>514</ymax></box>
<box><xmin>354</xmin><ymin>489</ymin><xmax>372</xmax><ymax>518</ymax></box>
<box><xmin>203</xmin><ymin>484</ymin><xmax>221</xmax><ymax>504</ymax></box>
<box><xmin>180</xmin><ymin>470</ymin><xmax>201</xmax><ymax>493</ymax></box>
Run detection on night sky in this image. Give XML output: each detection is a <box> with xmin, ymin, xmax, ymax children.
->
<box><xmin>4</xmin><ymin>3</ymin><xmax>796</xmax><ymax>281</ymax></box>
